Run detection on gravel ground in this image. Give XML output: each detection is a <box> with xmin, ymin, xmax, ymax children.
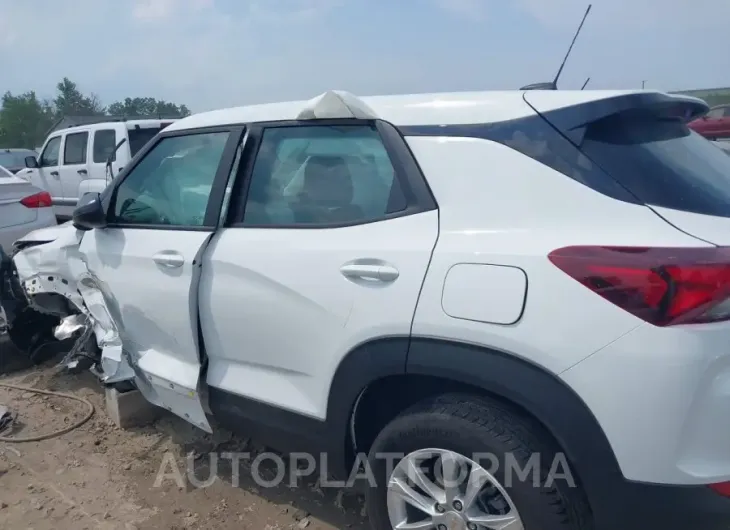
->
<box><xmin>0</xmin><ymin>337</ymin><xmax>369</xmax><ymax>530</ymax></box>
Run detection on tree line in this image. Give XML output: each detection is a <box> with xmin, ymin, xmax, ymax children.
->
<box><xmin>0</xmin><ymin>77</ymin><xmax>191</xmax><ymax>149</ymax></box>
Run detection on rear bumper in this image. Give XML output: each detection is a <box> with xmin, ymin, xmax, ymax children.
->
<box><xmin>596</xmin><ymin>480</ymin><xmax>730</xmax><ymax>530</ymax></box>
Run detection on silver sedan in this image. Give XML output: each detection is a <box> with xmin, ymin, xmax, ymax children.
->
<box><xmin>0</xmin><ymin>164</ymin><xmax>57</xmax><ymax>253</ymax></box>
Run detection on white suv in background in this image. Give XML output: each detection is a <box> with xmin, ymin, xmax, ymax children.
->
<box><xmin>4</xmin><ymin>89</ymin><xmax>730</xmax><ymax>530</ymax></box>
<box><xmin>21</xmin><ymin>118</ymin><xmax>176</xmax><ymax>220</ymax></box>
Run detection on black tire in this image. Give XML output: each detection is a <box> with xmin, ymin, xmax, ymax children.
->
<box><xmin>365</xmin><ymin>393</ymin><xmax>592</xmax><ymax>530</ymax></box>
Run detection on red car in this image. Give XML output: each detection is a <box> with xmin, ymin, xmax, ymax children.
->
<box><xmin>689</xmin><ymin>104</ymin><xmax>730</xmax><ymax>139</ymax></box>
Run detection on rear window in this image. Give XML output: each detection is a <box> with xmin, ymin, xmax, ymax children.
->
<box><xmin>128</xmin><ymin>127</ymin><xmax>165</xmax><ymax>157</ymax></box>
<box><xmin>580</xmin><ymin>111</ymin><xmax>730</xmax><ymax>217</ymax></box>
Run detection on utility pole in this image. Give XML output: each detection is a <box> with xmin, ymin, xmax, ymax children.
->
<box><xmin>642</xmin><ymin>80</ymin><xmax>647</xmax><ymax>89</ymax></box>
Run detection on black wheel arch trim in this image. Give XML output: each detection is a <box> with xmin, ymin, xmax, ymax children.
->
<box><xmin>329</xmin><ymin>336</ymin><xmax>626</xmax><ymax>517</ymax></box>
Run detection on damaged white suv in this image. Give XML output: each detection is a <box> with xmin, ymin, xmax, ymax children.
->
<box><xmin>3</xmin><ymin>89</ymin><xmax>730</xmax><ymax>530</ymax></box>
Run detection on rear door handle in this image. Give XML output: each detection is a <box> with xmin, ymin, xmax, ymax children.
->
<box><xmin>50</xmin><ymin>171</ymin><xmax>59</xmax><ymax>177</ymax></box>
<box><xmin>77</xmin><ymin>169</ymin><xmax>87</xmax><ymax>175</ymax></box>
<box><xmin>153</xmin><ymin>251</ymin><xmax>185</xmax><ymax>269</ymax></box>
<box><xmin>340</xmin><ymin>263</ymin><xmax>399</xmax><ymax>282</ymax></box>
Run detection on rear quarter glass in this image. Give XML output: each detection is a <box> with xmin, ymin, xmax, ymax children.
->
<box><xmin>401</xmin><ymin>93</ymin><xmax>730</xmax><ymax>217</ymax></box>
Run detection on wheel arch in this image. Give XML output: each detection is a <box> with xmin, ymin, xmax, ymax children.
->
<box><xmin>326</xmin><ymin>336</ymin><xmax>623</xmax><ymax>501</ymax></box>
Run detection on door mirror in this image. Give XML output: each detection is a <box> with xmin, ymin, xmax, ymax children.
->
<box><xmin>72</xmin><ymin>193</ymin><xmax>107</xmax><ymax>231</ymax></box>
<box><xmin>25</xmin><ymin>156</ymin><xmax>38</xmax><ymax>168</ymax></box>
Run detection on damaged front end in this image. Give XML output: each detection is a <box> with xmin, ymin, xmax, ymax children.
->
<box><xmin>0</xmin><ymin>224</ymin><xmax>133</xmax><ymax>384</ymax></box>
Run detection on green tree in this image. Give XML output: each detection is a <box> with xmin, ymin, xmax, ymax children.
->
<box><xmin>0</xmin><ymin>91</ymin><xmax>55</xmax><ymax>149</ymax></box>
<box><xmin>107</xmin><ymin>97</ymin><xmax>191</xmax><ymax>118</ymax></box>
<box><xmin>0</xmin><ymin>77</ymin><xmax>191</xmax><ymax>148</ymax></box>
<box><xmin>53</xmin><ymin>77</ymin><xmax>105</xmax><ymax>116</ymax></box>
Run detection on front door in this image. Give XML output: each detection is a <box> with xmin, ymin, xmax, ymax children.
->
<box><xmin>78</xmin><ymin>126</ymin><xmax>242</xmax><ymax>431</ymax></box>
<box><xmin>29</xmin><ymin>135</ymin><xmax>63</xmax><ymax>213</ymax></box>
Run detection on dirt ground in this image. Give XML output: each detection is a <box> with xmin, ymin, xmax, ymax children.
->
<box><xmin>0</xmin><ymin>337</ymin><xmax>369</xmax><ymax>530</ymax></box>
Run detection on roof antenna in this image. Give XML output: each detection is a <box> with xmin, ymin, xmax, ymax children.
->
<box><xmin>521</xmin><ymin>4</ymin><xmax>593</xmax><ymax>91</ymax></box>
<box><xmin>581</xmin><ymin>77</ymin><xmax>591</xmax><ymax>90</ymax></box>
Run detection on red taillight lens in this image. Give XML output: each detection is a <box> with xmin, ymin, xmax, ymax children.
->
<box><xmin>19</xmin><ymin>191</ymin><xmax>52</xmax><ymax>209</ymax></box>
<box><xmin>548</xmin><ymin>246</ymin><xmax>730</xmax><ymax>326</ymax></box>
<box><xmin>709</xmin><ymin>482</ymin><xmax>730</xmax><ymax>497</ymax></box>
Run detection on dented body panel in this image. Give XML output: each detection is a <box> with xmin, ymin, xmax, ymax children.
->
<box><xmin>5</xmin><ymin>224</ymin><xmax>211</xmax><ymax>432</ymax></box>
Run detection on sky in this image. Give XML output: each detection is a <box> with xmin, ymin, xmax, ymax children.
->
<box><xmin>1</xmin><ymin>0</ymin><xmax>729</xmax><ymax>112</ymax></box>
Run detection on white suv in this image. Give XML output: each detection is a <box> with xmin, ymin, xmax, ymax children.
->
<box><xmin>4</xmin><ymin>89</ymin><xmax>730</xmax><ymax>530</ymax></box>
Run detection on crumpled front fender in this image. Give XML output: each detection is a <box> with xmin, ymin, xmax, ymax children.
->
<box><xmin>10</xmin><ymin>224</ymin><xmax>133</xmax><ymax>383</ymax></box>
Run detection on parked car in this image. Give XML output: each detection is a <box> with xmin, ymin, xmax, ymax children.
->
<box><xmin>4</xmin><ymin>89</ymin><xmax>730</xmax><ymax>530</ymax></box>
<box><xmin>23</xmin><ymin>118</ymin><xmax>176</xmax><ymax>220</ymax></box>
<box><xmin>0</xmin><ymin>164</ymin><xmax>55</xmax><ymax>253</ymax></box>
<box><xmin>0</xmin><ymin>148</ymin><xmax>37</xmax><ymax>175</ymax></box>
<box><xmin>688</xmin><ymin>103</ymin><xmax>730</xmax><ymax>139</ymax></box>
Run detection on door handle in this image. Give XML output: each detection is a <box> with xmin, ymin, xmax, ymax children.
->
<box><xmin>50</xmin><ymin>171</ymin><xmax>59</xmax><ymax>177</ymax></box>
<box><xmin>77</xmin><ymin>169</ymin><xmax>87</xmax><ymax>175</ymax></box>
<box><xmin>153</xmin><ymin>252</ymin><xmax>185</xmax><ymax>269</ymax></box>
<box><xmin>340</xmin><ymin>263</ymin><xmax>399</xmax><ymax>282</ymax></box>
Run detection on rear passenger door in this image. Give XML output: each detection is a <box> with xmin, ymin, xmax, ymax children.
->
<box><xmin>200</xmin><ymin>120</ymin><xmax>439</xmax><ymax>420</ymax></box>
<box><xmin>57</xmin><ymin>129</ymin><xmax>90</xmax><ymax>209</ymax></box>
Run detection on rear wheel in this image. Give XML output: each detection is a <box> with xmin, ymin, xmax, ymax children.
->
<box><xmin>365</xmin><ymin>394</ymin><xmax>591</xmax><ymax>530</ymax></box>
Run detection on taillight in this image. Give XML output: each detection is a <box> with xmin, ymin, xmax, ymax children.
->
<box><xmin>709</xmin><ymin>482</ymin><xmax>730</xmax><ymax>497</ymax></box>
<box><xmin>548</xmin><ymin>246</ymin><xmax>730</xmax><ymax>326</ymax></box>
<box><xmin>19</xmin><ymin>191</ymin><xmax>52</xmax><ymax>209</ymax></box>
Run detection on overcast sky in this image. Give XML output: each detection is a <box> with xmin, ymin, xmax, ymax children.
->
<box><xmin>1</xmin><ymin>0</ymin><xmax>729</xmax><ymax>112</ymax></box>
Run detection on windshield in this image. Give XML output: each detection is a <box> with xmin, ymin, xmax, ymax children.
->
<box><xmin>0</xmin><ymin>150</ymin><xmax>35</xmax><ymax>169</ymax></box>
<box><xmin>580</xmin><ymin>112</ymin><xmax>730</xmax><ymax>217</ymax></box>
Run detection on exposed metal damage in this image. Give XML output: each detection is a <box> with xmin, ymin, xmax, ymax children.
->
<box><xmin>1</xmin><ymin>224</ymin><xmax>133</xmax><ymax>384</ymax></box>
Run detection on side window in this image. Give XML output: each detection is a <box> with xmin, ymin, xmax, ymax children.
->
<box><xmin>63</xmin><ymin>132</ymin><xmax>89</xmax><ymax>165</ymax></box>
<box><xmin>111</xmin><ymin>131</ymin><xmax>230</xmax><ymax>227</ymax></box>
<box><xmin>242</xmin><ymin>125</ymin><xmax>406</xmax><ymax>226</ymax></box>
<box><xmin>93</xmin><ymin>129</ymin><xmax>117</xmax><ymax>163</ymax></box>
<box><xmin>39</xmin><ymin>136</ymin><xmax>62</xmax><ymax>167</ymax></box>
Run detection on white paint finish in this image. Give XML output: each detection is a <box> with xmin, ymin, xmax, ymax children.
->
<box><xmin>26</xmin><ymin>119</ymin><xmax>175</xmax><ymax>217</ymax></box>
<box><xmin>0</xmin><ymin>170</ymin><xmax>56</xmax><ymax>252</ymax></box>
<box><xmin>651</xmin><ymin>206</ymin><xmax>730</xmax><ymax>245</ymax></box>
<box><xmin>55</xmin><ymin>128</ymin><xmax>90</xmax><ymax>205</ymax></box>
<box><xmin>561</xmin><ymin>320</ymin><xmax>730</xmax><ymax>485</ymax></box>
<box><xmin>166</xmin><ymin>90</ymin><xmax>648</xmax><ymax>132</ymax></box>
<box><xmin>78</xmin><ymin>227</ymin><xmax>211</xmax><ymax>429</ymax></box>
<box><xmin>441</xmin><ymin>264</ymin><xmax>527</xmax><ymax>325</ymax></box>
<box><xmin>406</xmin><ymin>135</ymin><xmax>708</xmax><ymax>374</ymax></box>
<box><xmin>201</xmin><ymin>211</ymin><xmax>438</xmax><ymax>419</ymax></box>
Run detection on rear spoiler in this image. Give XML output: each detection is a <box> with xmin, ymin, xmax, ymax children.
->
<box><xmin>524</xmin><ymin>92</ymin><xmax>709</xmax><ymax>144</ymax></box>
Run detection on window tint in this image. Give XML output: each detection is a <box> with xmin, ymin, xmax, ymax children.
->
<box><xmin>40</xmin><ymin>137</ymin><xmax>61</xmax><ymax>167</ymax></box>
<box><xmin>242</xmin><ymin>125</ymin><xmax>406</xmax><ymax>226</ymax></box>
<box><xmin>63</xmin><ymin>132</ymin><xmax>89</xmax><ymax>165</ymax></box>
<box><xmin>128</xmin><ymin>127</ymin><xmax>164</xmax><ymax>157</ymax></box>
<box><xmin>579</xmin><ymin>113</ymin><xmax>730</xmax><ymax>216</ymax></box>
<box><xmin>111</xmin><ymin>131</ymin><xmax>229</xmax><ymax>226</ymax></box>
<box><xmin>93</xmin><ymin>129</ymin><xmax>117</xmax><ymax>163</ymax></box>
